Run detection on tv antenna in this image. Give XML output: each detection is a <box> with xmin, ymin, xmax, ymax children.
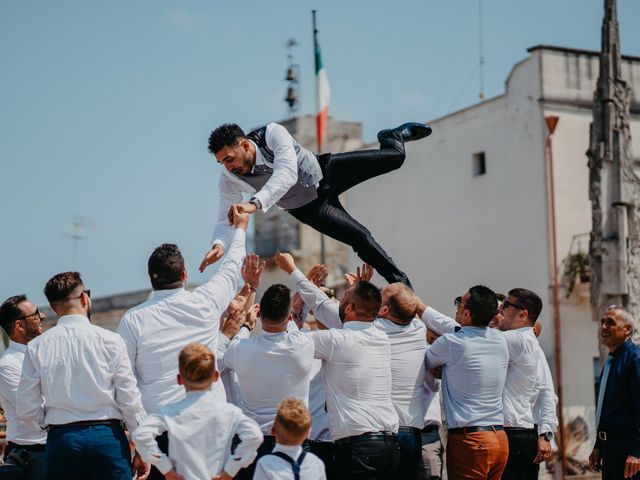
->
<box><xmin>62</xmin><ymin>216</ymin><xmax>94</xmax><ymax>267</ymax></box>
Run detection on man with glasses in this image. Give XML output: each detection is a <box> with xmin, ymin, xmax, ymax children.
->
<box><xmin>418</xmin><ymin>288</ymin><xmax>558</xmax><ymax>479</ymax></box>
<box><xmin>0</xmin><ymin>295</ymin><xmax>47</xmax><ymax>479</ymax></box>
<box><xmin>17</xmin><ymin>272</ymin><xmax>149</xmax><ymax>480</ymax></box>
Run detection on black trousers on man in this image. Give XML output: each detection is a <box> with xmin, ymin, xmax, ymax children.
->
<box><xmin>501</xmin><ymin>428</ymin><xmax>539</xmax><ymax>480</ymax></box>
<box><xmin>289</xmin><ymin>139</ymin><xmax>411</xmax><ymax>287</ymax></box>
<box><xmin>334</xmin><ymin>433</ymin><xmax>400</xmax><ymax>479</ymax></box>
<box><xmin>599</xmin><ymin>435</ymin><xmax>640</xmax><ymax>479</ymax></box>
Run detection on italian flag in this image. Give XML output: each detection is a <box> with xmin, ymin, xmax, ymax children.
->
<box><xmin>315</xmin><ymin>40</ymin><xmax>330</xmax><ymax>152</ymax></box>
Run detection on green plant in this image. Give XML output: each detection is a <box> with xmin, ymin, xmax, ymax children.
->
<box><xmin>563</xmin><ymin>251</ymin><xmax>590</xmax><ymax>298</ymax></box>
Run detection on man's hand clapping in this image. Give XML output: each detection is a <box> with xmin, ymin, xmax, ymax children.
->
<box><xmin>344</xmin><ymin>263</ymin><xmax>373</xmax><ymax>286</ymax></box>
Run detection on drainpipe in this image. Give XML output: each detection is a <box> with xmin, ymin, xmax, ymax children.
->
<box><xmin>545</xmin><ymin>115</ymin><xmax>567</xmax><ymax>479</ymax></box>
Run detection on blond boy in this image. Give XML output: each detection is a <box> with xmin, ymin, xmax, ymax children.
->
<box><xmin>253</xmin><ymin>398</ymin><xmax>326</xmax><ymax>480</ymax></box>
<box><xmin>133</xmin><ymin>343</ymin><xmax>262</xmax><ymax>480</ymax></box>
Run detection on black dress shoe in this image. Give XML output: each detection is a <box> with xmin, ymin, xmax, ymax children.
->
<box><xmin>377</xmin><ymin>122</ymin><xmax>432</xmax><ymax>144</ymax></box>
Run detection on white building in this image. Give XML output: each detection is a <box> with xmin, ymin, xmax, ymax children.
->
<box><xmin>346</xmin><ymin>44</ymin><xmax>640</xmax><ymax>471</ymax></box>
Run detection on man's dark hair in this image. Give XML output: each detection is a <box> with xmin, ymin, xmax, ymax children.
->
<box><xmin>508</xmin><ymin>288</ymin><xmax>542</xmax><ymax>322</ymax></box>
<box><xmin>0</xmin><ymin>295</ymin><xmax>27</xmax><ymax>336</ymax></box>
<box><xmin>148</xmin><ymin>244</ymin><xmax>185</xmax><ymax>290</ymax></box>
<box><xmin>208</xmin><ymin>123</ymin><xmax>246</xmax><ymax>154</ymax></box>
<box><xmin>44</xmin><ymin>272</ymin><xmax>83</xmax><ymax>304</ymax></box>
<box><xmin>260</xmin><ymin>284</ymin><xmax>291</xmax><ymax>323</ymax></box>
<box><xmin>466</xmin><ymin>285</ymin><xmax>498</xmax><ymax>326</ymax></box>
<box><xmin>350</xmin><ymin>281</ymin><xmax>382</xmax><ymax>320</ymax></box>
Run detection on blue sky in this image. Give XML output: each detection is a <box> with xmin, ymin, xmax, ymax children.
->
<box><xmin>1</xmin><ymin>0</ymin><xmax>639</xmax><ymax>306</ymax></box>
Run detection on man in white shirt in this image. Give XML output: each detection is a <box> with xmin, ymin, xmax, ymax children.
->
<box><xmin>118</xmin><ymin>206</ymin><xmax>249</xmax><ymax>480</ymax></box>
<box><xmin>201</xmin><ymin>121</ymin><xmax>432</xmax><ymax>287</ymax></box>
<box><xmin>221</xmin><ymin>283</ymin><xmax>315</xmax><ymax>480</ymax></box>
<box><xmin>134</xmin><ymin>343</ymin><xmax>263</xmax><ymax>480</ymax></box>
<box><xmin>425</xmin><ymin>285</ymin><xmax>509</xmax><ymax>480</ymax></box>
<box><xmin>275</xmin><ymin>252</ymin><xmax>400</xmax><ymax>480</ymax></box>
<box><xmin>0</xmin><ymin>295</ymin><xmax>47</xmax><ymax>479</ymax></box>
<box><xmin>17</xmin><ymin>272</ymin><xmax>148</xmax><ymax>480</ymax></box>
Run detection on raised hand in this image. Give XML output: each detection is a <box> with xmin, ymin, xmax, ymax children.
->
<box><xmin>228</xmin><ymin>284</ymin><xmax>252</xmax><ymax>315</ymax></box>
<box><xmin>344</xmin><ymin>263</ymin><xmax>373</xmax><ymax>286</ymax></box>
<box><xmin>221</xmin><ymin>307</ymin><xmax>246</xmax><ymax>339</ymax></box>
<box><xmin>199</xmin><ymin>244</ymin><xmax>225</xmax><ymax>273</ymax></box>
<box><xmin>245</xmin><ymin>303</ymin><xmax>260</xmax><ymax>330</ymax></box>
<box><xmin>242</xmin><ymin>253</ymin><xmax>266</xmax><ymax>290</ymax></box>
<box><xmin>227</xmin><ymin>202</ymin><xmax>257</xmax><ymax>225</ymax></box>
<box><xmin>307</xmin><ymin>264</ymin><xmax>328</xmax><ymax>287</ymax></box>
<box><xmin>274</xmin><ymin>251</ymin><xmax>296</xmax><ymax>275</ymax></box>
<box><xmin>231</xmin><ymin>205</ymin><xmax>250</xmax><ymax>230</ymax></box>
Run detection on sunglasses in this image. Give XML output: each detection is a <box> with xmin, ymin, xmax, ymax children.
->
<box><xmin>502</xmin><ymin>299</ymin><xmax>527</xmax><ymax>311</ymax></box>
<box><xmin>18</xmin><ymin>308</ymin><xmax>43</xmax><ymax>321</ymax></box>
<box><xmin>454</xmin><ymin>296</ymin><xmax>466</xmax><ymax>308</ymax></box>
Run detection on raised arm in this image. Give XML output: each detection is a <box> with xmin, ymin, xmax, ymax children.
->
<box><xmin>417</xmin><ymin>297</ymin><xmax>460</xmax><ymax>335</ymax></box>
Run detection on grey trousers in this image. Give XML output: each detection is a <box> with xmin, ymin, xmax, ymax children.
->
<box><xmin>418</xmin><ymin>427</ymin><xmax>444</xmax><ymax>480</ymax></box>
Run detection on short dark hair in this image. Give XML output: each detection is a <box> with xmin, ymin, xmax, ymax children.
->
<box><xmin>0</xmin><ymin>295</ymin><xmax>27</xmax><ymax>335</ymax></box>
<box><xmin>466</xmin><ymin>285</ymin><xmax>498</xmax><ymax>326</ymax></box>
<box><xmin>351</xmin><ymin>281</ymin><xmax>382</xmax><ymax>320</ymax></box>
<box><xmin>44</xmin><ymin>272</ymin><xmax>83</xmax><ymax>304</ymax></box>
<box><xmin>508</xmin><ymin>288</ymin><xmax>542</xmax><ymax>321</ymax></box>
<box><xmin>208</xmin><ymin>123</ymin><xmax>246</xmax><ymax>154</ymax></box>
<box><xmin>260</xmin><ymin>284</ymin><xmax>291</xmax><ymax>323</ymax></box>
<box><xmin>148</xmin><ymin>244</ymin><xmax>185</xmax><ymax>290</ymax></box>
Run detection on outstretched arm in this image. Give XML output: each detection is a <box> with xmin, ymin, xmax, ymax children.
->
<box><xmin>210</xmin><ymin>173</ymin><xmax>244</xmax><ymax>257</ymax></box>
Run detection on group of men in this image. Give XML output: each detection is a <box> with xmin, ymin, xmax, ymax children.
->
<box><xmin>0</xmin><ymin>119</ymin><xmax>639</xmax><ymax>479</ymax></box>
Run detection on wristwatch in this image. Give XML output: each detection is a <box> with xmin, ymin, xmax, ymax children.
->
<box><xmin>241</xmin><ymin>323</ymin><xmax>253</xmax><ymax>332</ymax></box>
<box><xmin>249</xmin><ymin>197</ymin><xmax>261</xmax><ymax>211</ymax></box>
<box><xmin>539</xmin><ymin>432</ymin><xmax>553</xmax><ymax>442</ymax></box>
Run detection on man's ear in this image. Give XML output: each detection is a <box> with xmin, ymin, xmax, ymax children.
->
<box><xmin>177</xmin><ymin>374</ymin><xmax>183</xmax><ymax>386</ymax></box>
<box><xmin>212</xmin><ymin>370</ymin><xmax>220</xmax><ymax>383</ymax></box>
<box><xmin>181</xmin><ymin>270</ymin><xmax>187</xmax><ymax>283</ymax></box>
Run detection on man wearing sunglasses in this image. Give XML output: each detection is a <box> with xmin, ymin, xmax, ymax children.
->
<box><xmin>16</xmin><ymin>272</ymin><xmax>149</xmax><ymax>480</ymax></box>
<box><xmin>417</xmin><ymin>288</ymin><xmax>558</xmax><ymax>480</ymax></box>
<box><xmin>0</xmin><ymin>295</ymin><xmax>47</xmax><ymax>479</ymax></box>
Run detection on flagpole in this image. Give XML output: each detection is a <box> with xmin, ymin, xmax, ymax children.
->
<box><xmin>312</xmin><ymin>9</ymin><xmax>326</xmax><ymax>266</ymax></box>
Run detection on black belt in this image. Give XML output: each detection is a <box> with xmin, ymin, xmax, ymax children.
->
<box><xmin>448</xmin><ymin>425</ymin><xmax>504</xmax><ymax>435</ymax></box>
<box><xmin>422</xmin><ymin>425</ymin><xmax>440</xmax><ymax>433</ymax></box>
<box><xmin>335</xmin><ymin>431</ymin><xmax>397</xmax><ymax>445</ymax></box>
<box><xmin>6</xmin><ymin>441</ymin><xmax>46</xmax><ymax>452</ymax></box>
<box><xmin>398</xmin><ymin>426</ymin><xmax>422</xmax><ymax>434</ymax></box>
<box><xmin>597</xmin><ymin>430</ymin><xmax>633</xmax><ymax>441</ymax></box>
<box><xmin>47</xmin><ymin>419</ymin><xmax>124</xmax><ymax>431</ymax></box>
<box><xmin>504</xmin><ymin>427</ymin><xmax>537</xmax><ymax>434</ymax></box>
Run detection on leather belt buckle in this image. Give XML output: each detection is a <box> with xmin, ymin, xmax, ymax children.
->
<box><xmin>598</xmin><ymin>431</ymin><xmax>607</xmax><ymax>441</ymax></box>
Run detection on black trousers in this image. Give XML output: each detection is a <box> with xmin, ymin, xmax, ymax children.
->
<box><xmin>147</xmin><ymin>432</ymin><xmax>169</xmax><ymax>480</ymax></box>
<box><xmin>334</xmin><ymin>435</ymin><xmax>400</xmax><ymax>479</ymax></box>
<box><xmin>600</xmin><ymin>435</ymin><xmax>640</xmax><ymax>480</ymax></box>
<box><xmin>289</xmin><ymin>141</ymin><xmax>411</xmax><ymax>287</ymax></box>
<box><xmin>501</xmin><ymin>428</ymin><xmax>539</xmax><ymax>480</ymax></box>
<box><xmin>307</xmin><ymin>440</ymin><xmax>337</xmax><ymax>480</ymax></box>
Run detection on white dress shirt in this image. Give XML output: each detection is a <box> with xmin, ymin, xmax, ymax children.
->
<box><xmin>221</xmin><ymin>328</ymin><xmax>315</xmax><ymax>434</ymax></box>
<box><xmin>532</xmin><ymin>344</ymin><xmax>558</xmax><ymax>434</ymax></box>
<box><xmin>253</xmin><ymin>444</ymin><xmax>327</xmax><ymax>480</ymax></box>
<box><xmin>290</xmin><ymin>270</ymin><xmax>341</xmax><ymax>330</ymax></box>
<box><xmin>426</xmin><ymin>326</ymin><xmax>509</xmax><ymax>428</ymax></box>
<box><xmin>310</xmin><ymin>322</ymin><xmax>399</xmax><ymax>441</ymax></box>
<box><xmin>502</xmin><ymin>327</ymin><xmax>543</xmax><ymax>430</ymax></box>
<box><xmin>307</xmin><ymin>359</ymin><xmax>330</xmax><ymax>441</ymax></box>
<box><xmin>424</xmin><ymin>390</ymin><xmax>442</xmax><ymax>427</ymax></box>
<box><xmin>18</xmin><ymin>315</ymin><xmax>145</xmax><ymax>433</ymax></box>
<box><xmin>375</xmin><ymin>318</ymin><xmax>433</xmax><ymax>428</ymax></box>
<box><xmin>213</xmin><ymin>123</ymin><xmax>310</xmax><ymax>249</ymax></box>
<box><xmin>0</xmin><ymin>341</ymin><xmax>47</xmax><ymax>445</ymax></box>
<box><xmin>118</xmin><ymin>228</ymin><xmax>246</xmax><ymax>414</ymax></box>
<box><xmin>133</xmin><ymin>389</ymin><xmax>262</xmax><ymax>479</ymax></box>
<box><xmin>217</xmin><ymin>329</ymin><xmax>249</xmax><ymax>406</ymax></box>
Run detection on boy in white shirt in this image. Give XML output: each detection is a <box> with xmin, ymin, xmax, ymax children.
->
<box><xmin>253</xmin><ymin>398</ymin><xmax>326</xmax><ymax>480</ymax></box>
<box><xmin>133</xmin><ymin>343</ymin><xmax>262</xmax><ymax>480</ymax></box>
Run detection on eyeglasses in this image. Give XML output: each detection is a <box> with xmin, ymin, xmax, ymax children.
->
<box><xmin>18</xmin><ymin>308</ymin><xmax>43</xmax><ymax>321</ymax></box>
<box><xmin>502</xmin><ymin>299</ymin><xmax>527</xmax><ymax>311</ymax></box>
<box><xmin>70</xmin><ymin>289</ymin><xmax>91</xmax><ymax>300</ymax></box>
<box><xmin>454</xmin><ymin>296</ymin><xmax>467</xmax><ymax>308</ymax></box>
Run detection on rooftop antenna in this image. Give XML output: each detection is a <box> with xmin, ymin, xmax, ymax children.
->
<box><xmin>284</xmin><ymin>38</ymin><xmax>301</xmax><ymax>113</ymax></box>
<box><xmin>62</xmin><ymin>216</ymin><xmax>93</xmax><ymax>268</ymax></box>
<box><xmin>478</xmin><ymin>0</ymin><xmax>485</xmax><ymax>100</ymax></box>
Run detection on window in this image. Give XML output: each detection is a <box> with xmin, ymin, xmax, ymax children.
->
<box><xmin>473</xmin><ymin>152</ymin><xmax>486</xmax><ymax>176</ymax></box>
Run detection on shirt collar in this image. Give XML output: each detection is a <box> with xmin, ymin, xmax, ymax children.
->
<box><xmin>57</xmin><ymin>314</ymin><xmax>91</xmax><ymax>326</ymax></box>
<box><xmin>343</xmin><ymin>321</ymin><xmax>375</xmax><ymax>331</ymax></box>
<box><xmin>273</xmin><ymin>443</ymin><xmax>303</xmax><ymax>459</ymax></box>
<box><xmin>151</xmin><ymin>287</ymin><xmax>184</xmax><ymax>300</ymax></box>
<box><xmin>8</xmin><ymin>340</ymin><xmax>26</xmax><ymax>353</ymax></box>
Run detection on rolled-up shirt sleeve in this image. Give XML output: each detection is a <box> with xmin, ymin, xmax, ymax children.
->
<box><xmin>251</xmin><ymin>123</ymin><xmax>299</xmax><ymax>212</ymax></box>
<box><xmin>16</xmin><ymin>347</ymin><xmax>45</xmax><ymax>431</ymax></box>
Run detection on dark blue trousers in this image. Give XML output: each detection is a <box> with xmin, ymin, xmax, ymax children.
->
<box><xmin>394</xmin><ymin>427</ymin><xmax>422</xmax><ymax>479</ymax></box>
<box><xmin>600</xmin><ymin>436</ymin><xmax>640</xmax><ymax>480</ymax></box>
<box><xmin>1</xmin><ymin>443</ymin><xmax>47</xmax><ymax>480</ymax></box>
<box><xmin>46</xmin><ymin>424</ymin><xmax>132</xmax><ymax>480</ymax></box>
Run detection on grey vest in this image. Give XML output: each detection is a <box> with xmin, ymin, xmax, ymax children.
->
<box><xmin>232</xmin><ymin>126</ymin><xmax>323</xmax><ymax>210</ymax></box>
